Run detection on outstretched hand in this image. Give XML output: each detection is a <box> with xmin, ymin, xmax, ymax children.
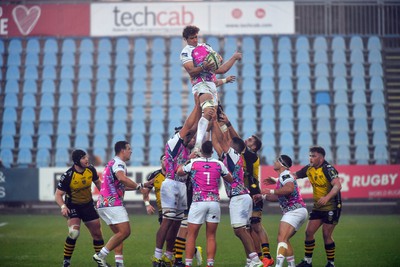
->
<box><xmin>263</xmin><ymin>177</ymin><xmax>277</xmax><ymax>186</ymax></box>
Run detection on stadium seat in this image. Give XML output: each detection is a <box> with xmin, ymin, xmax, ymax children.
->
<box><xmin>131</xmin><ymin>133</ymin><xmax>146</xmax><ymax>149</ymax></box>
<box><xmin>352</xmin><ymin>90</ymin><xmax>367</xmax><ymax>104</ymax></box>
<box><xmin>19</xmin><ymin>135</ymin><xmax>33</xmax><ymax>149</ymax></box>
<box><xmin>79</xmin><ymin>38</ymin><xmax>94</xmax><ymax>52</ymax></box>
<box><xmin>295</xmin><ymin>36</ymin><xmax>310</xmax><ymax>51</ymax></box>
<box><xmin>351</xmin><ymin>62</ymin><xmax>365</xmax><ymax>77</ymax></box>
<box><xmin>98</xmin><ymin>38</ymin><xmax>112</xmax><ymax>52</ymax></box>
<box><xmin>114</xmin><ymin>92</ymin><xmax>128</xmax><ymax>107</ymax></box>
<box><xmin>352</xmin><ymin>104</ymin><xmax>367</xmax><ymax>118</ymax></box>
<box><xmin>40</xmin><ymin>92</ymin><xmax>55</xmax><ymax>107</ymax></box>
<box><xmin>242</xmin><ymin>64</ymin><xmax>256</xmax><ymax>77</ymax></box>
<box><xmin>335</xmin><ymin>117</ymin><xmax>350</xmax><ymax>132</ymax></box>
<box><xmin>373</xmin><ymin>131</ymin><xmax>387</xmax><ymax>146</ymax></box>
<box><xmin>332</xmin><ymin>50</ymin><xmax>346</xmax><ymax>64</ymax></box>
<box><xmin>130</xmin><ymin>148</ymin><xmax>145</xmax><ymax>166</ymax></box>
<box><xmin>369</xmin><ymin>76</ymin><xmax>384</xmax><ymax>91</ymax></box>
<box><xmin>37</xmin><ymin>134</ymin><xmax>52</xmax><ymax>149</ymax></box>
<box><xmin>61</xmin><ymin>51</ymin><xmax>75</xmax><ymax>66</ymax></box>
<box><xmin>95</xmin><ymin>65</ymin><xmax>111</xmax><ymax>79</ymax></box>
<box><xmin>351</xmin><ymin>77</ymin><xmax>366</xmax><ymax>91</ymax></box>
<box><xmin>280</xmin><ymin>146</ymin><xmax>294</xmax><ymax>158</ymax></box>
<box><xmin>350</xmin><ymin>50</ymin><xmax>364</xmax><ymax>64</ymax></box>
<box><xmin>131</xmin><ymin>120</ymin><xmax>146</xmax><ymax>134</ymax></box>
<box><xmin>298</xmin><ymin>132</ymin><xmax>313</xmax><ymax>147</ymax></box>
<box><xmin>1</xmin><ymin>121</ymin><xmax>16</xmax><ymax>135</ymax></box>
<box><xmin>79</xmin><ymin>51</ymin><xmax>93</xmax><ymax>65</ymax></box>
<box><xmin>60</xmin><ymin>65</ymin><xmax>75</xmax><ymax>80</ymax></box>
<box><xmin>296</xmin><ymin>63</ymin><xmax>311</xmax><ymax>77</ymax></box>
<box><xmin>134</xmin><ymin>37</ymin><xmax>147</xmax><ymax>52</ymax></box>
<box><xmin>5</xmin><ymin>79</ymin><xmax>19</xmax><ymax>93</ymax></box>
<box><xmin>8</xmin><ymin>39</ymin><xmax>22</xmax><ymax>53</ymax></box>
<box><xmin>95</xmin><ymin>79</ymin><xmax>110</xmax><ymax>93</ymax></box>
<box><xmin>0</xmin><ymin>149</ymin><xmax>13</xmax><ymax>168</ymax></box>
<box><xmin>55</xmin><ymin>148</ymin><xmax>70</xmax><ymax>167</ymax></box>
<box><xmin>25</xmin><ymin>52</ymin><xmax>39</xmax><ymax>66</ymax></box>
<box><xmin>224</xmin><ymin>105</ymin><xmax>239</xmax><ymax>124</ymax></box>
<box><xmin>279</xmin><ymin>132</ymin><xmax>294</xmax><ymax>146</ymax></box>
<box><xmin>6</xmin><ymin>65</ymin><xmax>20</xmax><ymax>80</ymax></box>
<box><xmin>278</xmin><ymin>64</ymin><xmax>293</xmax><ymax>78</ymax></box>
<box><xmin>260</xmin><ymin>50</ymin><xmax>274</xmax><ymax>64</ymax></box>
<box><xmin>371</xmin><ymin>104</ymin><xmax>385</xmax><ymax>118</ymax></box>
<box><xmin>242</xmin><ymin>105</ymin><xmax>257</xmax><ymax>119</ymax></box>
<box><xmin>148</xmin><ymin>147</ymin><xmax>164</xmax><ymax>166</ymax></box>
<box><xmin>36</xmin><ymin>148</ymin><xmax>51</xmax><ymax>167</ymax></box>
<box><xmin>24</xmin><ymin>66</ymin><xmax>38</xmax><ymax>80</ymax></box>
<box><xmin>295</xmin><ymin>50</ymin><xmax>310</xmax><ymax>64</ymax></box>
<box><xmin>58</xmin><ymin>93</ymin><xmax>73</xmax><ymax>108</ymax></box>
<box><xmin>4</xmin><ymin>93</ymin><xmax>18</xmax><ymax>107</ymax></box>
<box><xmin>297</xmin><ymin>104</ymin><xmax>312</xmax><ymax>119</ymax></box>
<box><xmin>112</xmin><ymin>119</ymin><xmax>128</xmax><ymax>135</ymax></box>
<box><xmin>261</xmin><ymin>104</ymin><xmax>275</xmax><ymax>120</ymax></box>
<box><xmin>333</xmin><ymin>89</ymin><xmax>348</xmax><ymax>104</ymax></box>
<box><xmin>149</xmin><ymin>133</ymin><xmax>164</xmax><ymax>148</ymax></box>
<box><xmin>277</xmin><ymin>50</ymin><xmax>292</xmax><ymax>64</ymax></box>
<box><xmin>315</xmin><ymin>77</ymin><xmax>329</xmax><ymax>91</ymax></box>
<box><xmin>278</xmin><ymin>90</ymin><xmax>293</xmax><ymax>105</ymax></box>
<box><xmin>368</xmin><ymin>49</ymin><xmax>382</xmax><ymax>64</ymax></box>
<box><xmin>38</xmin><ymin>121</ymin><xmax>53</xmax><ymax>135</ymax></box>
<box><xmin>350</xmin><ymin>36</ymin><xmax>364</xmax><ymax>50</ymax></box>
<box><xmin>315</xmin><ymin>92</ymin><xmax>331</xmax><ymax>105</ymax></box>
<box><xmin>76</xmin><ymin>107</ymin><xmax>91</xmax><ymax>121</ymax></box>
<box><xmin>58</xmin><ymin>79</ymin><xmax>74</xmax><ymax>94</ymax></box>
<box><xmin>260</xmin><ymin>63</ymin><xmax>274</xmax><ymax>78</ymax></box>
<box><xmin>297</xmin><ymin>77</ymin><xmax>311</xmax><ymax>91</ymax></box>
<box><xmin>242</xmin><ymin>90</ymin><xmax>257</xmax><ymax>106</ymax></box>
<box><xmin>316</xmin><ymin>132</ymin><xmax>332</xmax><ymax>147</ymax></box>
<box><xmin>113</xmin><ymin>106</ymin><xmax>128</xmax><ymax>121</ymax></box>
<box><xmin>17</xmin><ymin>148</ymin><xmax>33</xmax><ymax>168</ymax></box>
<box><xmin>331</xmin><ymin>36</ymin><xmax>346</xmax><ymax>51</ymax></box>
<box><xmin>354</xmin><ymin>131</ymin><xmax>369</xmax><ymax>146</ymax></box>
<box><xmin>279</xmin><ymin>117</ymin><xmax>294</xmax><ymax>133</ymax></box>
<box><xmin>95</xmin><ymin>92</ymin><xmax>110</xmax><ymax>107</ymax></box>
<box><xmin>260</xmin><ymin>77</ymin><xmax>275</xmax><ymax>91</ymax></box>
<box><xmin>367</xmin><ymin>36</ymin><xmax>381</xmax><ymax>50</ymax></box>
<box><xmin>316</xmin><ymin>118</ymin><xmax>331</xmax><ymax>132</ymax></box>
<box><xmin>94</xmin><ymin>106</ymin><xmax>110</xmax><ymax>122</ymax></box>
<box><xmin>114</xmin><ymin>78</ymin><xmax>129</xmax><ymax>93</ymax></box>
<box><xmin>133</xmin><ymin>50</ymin><xmax>147</xmax><ymax>65</ymax></box>
<box><xmin>44</xmin><ymin>38</ymin><xmax>58</xmax><ymax>53</ymax></box>
<box><xmin>333</xmin><ymin>77</ymin><xmax>348</xmax><ymax>91</ymax></box>
<box><xmin>333</xmin><ymin>63</ymin><xmax>347</xmax><ymax>77</ymax></box>
<box><xmin>316</xmin><ymin>105</ymin><xmax>330</xmax><ymax>119</ymax></box>
<box><xmin>75</xmin><ymin>120</ymin><xmax>90</xmax><ymax>135</ymax></box>
<box><xmin>261</xmin><ymin>146</ymin><xmax>277</xmax><ymax>165</ymax></box>
<box><xmin>19</xmin><ymin>121</ymin><xmax>34</xmax><ymax>136</ymax></box>
<box><xmin>224</xmin><ymin>90</ymin><xmax>239</xmax><ymax>106</ymax></box>
<box><xmin>372</xmin><ymin>118</ymin><xmax>387</xmax><ymax>132</ymax></box>
<box><xmin>20</xmin><ymin>107</ymin><xmax>35</xmax><ymax>122</ymax></box>
<box><xmin>56</xmin><ymin>134</ymin><xmax>71</xmax><ymax>149</ymax></box>
<box><xmin>93</xmin><ymin>134</ymin><xmax>108</xmax><ymax>149</ymax></box>
<box><xmin>369</xmin><ymin>62</ymin><xmax>383</xmax><ymax>77</ymax></box>
<box><xmin>223</xmin><ymin>36</ymin><xmax>238</xmax><ymax>55</ymax></box>
<box><xmin>314</xmin><ymin>50</ymin><xmax>328</xmax><ymax>63</ymax></box>
<box><xmin>41</xmin><ymin>79</ymin><xmax>56</xmax><ymax>93</ymax></box>
<box><xmin>335</xmin><ymin>131</ymin><xmax>350</xmax><ymax>146</ymax></box>
<box><xmin>278</xmin><ymin>36</ymin><xmax>292</xmax><ymax>50</ymax></box>
<box><xmin>116</xmin><ymin>37</ymin><xmax>131</xmax><ymax>52</ymax></box>
<box><xmin>94</xmin><ymin>121</ymin><xmax>109</xmax><ymax>135</ymax></box>
<box><xmin>373</xmin><ymin>145</ymin><xmax>388</xmax><ymax>164</ymax></box>
<box><xmin>151</xmin><ymin>50</ymin><xmax>166</xmax><ymax>65</ymax></box>
<box><xmin>355</xmin><ymin>145</ymin><xmax>369</xmax><ymax>164</ymax></box>
<box><xmin>336</xmin><ymin>145</ymin><xmax>351</xmax><ymax>165</ymax></box>
<box><xmin>78</xmin><ymin>65</ymin><xmax>93</xmax><ymax>79</ymax></box>
<box><xmin>1</xmin><ymin>135</ymin><xmax>15</xmax><ymax>149</ymax></box>
<box><xmin>98</xmin><ymin>51</ymin><xmax>112</xmax><ymax>65</ymax></box>
<box><xmin>132</xmin><ymin>106</ymin><xmax>146</xmax><ymax>121</ymax></box>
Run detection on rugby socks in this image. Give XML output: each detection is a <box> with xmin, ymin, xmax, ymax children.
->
<box><xmin>115</xmin><ymin>254</ymin><xmax>124</xmax><ymax>265</ymax></box>
<box><xmin>195</xmin><ymin>117</ymin><xmax>209</xmax><ymax>148</ymax></box>
<box><xmin>174</xmin><ymin>237</ymin><xmax>186</xmax><ymax>263</ymax></box>
<box><xmin>286</xmin><ymin>255</ymin><xmax>296</xmax><ymax>267</ymax></box>
<box><xmin>93</xmin><ymin>239</ymin><xmax>104</xmax><ymax>253</ymax></box>
<box><xmin>262</xmin><ymin>242</ymin><xmax>272</xmax><ymax>259</ymax></box>
<box><xmin>154</xmin><ymin>247</ymin><xmax>163</xmax><ymax>259</ymax></box>
<box><xmin>98</xmin><ymin>246</ymin><xmax>110</xmax><ymax>259</ymax></box>
<box><xmin>304</xmin><ymin>239</ymin><xmax>315</xmax><ymax>263</ymax></box>
<box><xmin>185</xmin><ymin>258</ymin><xmax>193</xmax><ymax>266</ymax></box>
<box><xmin>275</xmin><ymin>254</ymin><xmax>285</xmax><ymax>267</ymax></box>
<box><xmin>207</xmin><ymin>259</ymin><xmax>214</xmax><ymax>266</ymax></box>
<box><xmin>63</xmin><ymin>237</ymin><xmax>76</xmax><ymax>260</ymax></box>
<box><xmin>325</xmin><ymin>242</ymin><xmax>335</xmax><ymax>264</ymax></box>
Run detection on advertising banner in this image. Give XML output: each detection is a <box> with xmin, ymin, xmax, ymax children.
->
<box><xmin>0</xmin><ymin>168</ymin><xmax>39</xmax><ymax>202</ymax></box>
<box><xmin>261</xmin><ymin>164</ymin><xmax>400</xmax><ymax>199</ymax></box>
<box><xmin>90</xmin><ymin>1</ymin><xmax>294</xmax><ymax>36</ymax></box>
<box><xmin>0</xmin><ymin>4</ymin><xmax>90</xmax><ymax>37</ymax></box>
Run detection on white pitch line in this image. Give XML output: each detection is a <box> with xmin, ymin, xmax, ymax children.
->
<box><xmin>0</xmin><ymin>222</ymin><xmax>8</xmax><ymax>227</ymax></box>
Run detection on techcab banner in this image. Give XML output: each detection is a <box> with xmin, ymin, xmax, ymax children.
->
<box><xmin>90</xmin><ymin>1</ymin><xmax>294</xmax><ymax>36</ymax></box>
<box><xmin>0</xmin><ymin>4</ymin><xmax>90</xmax><ymax>37</ymax></box>
<box><xmin>261</xmin><ymin>165</ymin><xmax>400</xmax><ymax>199</ymax></box>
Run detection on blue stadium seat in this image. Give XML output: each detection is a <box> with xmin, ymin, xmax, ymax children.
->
<box><xmin>132</xmin><ymin>106</ymin><xmax>146</xmax><ymax>121</ymax></box>
<box><xmin>130</xmin><ymin>148</ymin><xmax>144</xmax><ymax>166</ymax></box>
<box><xmin>97</xmin><ymin>65</ymin><xmax>111</xmax><ymax>80</ymax></box>
<box><xmin>17</xmin><ymin>148</ymin><xmax>33</xmax><ymax>167</ymax></box>
<box><xmin>95</xmin><ymin>92</ymin><xmax>109</xmax><ymax>107</ymax></box>
<box><xmin>373</xmin><ymin>145</ymin><xmax>388</xmax><ymax>164</ymax></box>
<box><xmin>297</xmin><ymin>91</ymin><xmax>312</xmax><ymax>105</ymax></box>
<box><xmin>94</xmin><ymin>106</ymin><xmax>110</xmax><ymax>122</ymax></box>
<box><xmin>369</xmin><ymin>76</ymin><xmax>383</xmax><ymax>91</ymax></box>
<box><xmin>332</xmin><ymin>50</ymin><xmax>346</xmax><ymax>64</ymax></box>
<box><xmin>316</xmin><ymin>117</ymin><xmax>331</xmax><ymax>132</ymax></box>
<box><xmin>116</xmin><ymin>37</ymin><xmax>130</xmax><ymax>52</ymax></box>
<box><xmin>355</xmin><ymin>145</ymin><xmax>369</xmax><ymax>164</ymax></box>
<box><xmin>369</xmin><ymin>63</ymin><xmax>383</xmax><ymax>77</ymax></box>
<box><xmin>350</xmin><ymin>49</ymin><xmax>365</xmax><ymax>64</ymax></box>
<box><xmin>297</xmin><ymin>117</ymin><xmax>313</xmax><ymax>132</ymax></box>
<box><xmin>114</xmin><ymin>78</ymin><xmax>128</xmax><ymax>93</ymax></box>
<box><xmin>93</xmin><ymin>148</ymin><xmax>107</xmax><ymax>164</ymax></box>
<box><xmin>298</xmin><ymin>132</ymin><xmax>313</xmax><ymax>147</ymax></box>
<box><xmin>60</xmin><ymin>65</ymin><xmax>75</xmax><ymax>80</ymax></box>
<box><xmin>151</xmin><ymin>64</ymin><xmax>165</xmax><ymax>79</ymax></box>
<box><xmin>278</xmin><ymin>76</ymin><xmax>293</xmax><ymax>91</ymax></box>
<box><xmin>295</xmin><ymin>50</ymin><xmax>310</xmax><ymax>64</ymax></box>
<box><xmin>278</xmin><ymin>36</ymin><xmax>292</xmax><ymax>50</ymax></box>
<box><xmin>277</xmin><ymin>50</ymin><xmax>292</xmax><ymax>64</ymax></box>
<box><xmin>113</xmin><ymin>106</ymin><xmax>128</xmax><ymax>121</ymax></box>
<box><xmin>279</xmin><ymin>104</ymin><xmax>294</xmax><ymax>119</ymax></box>
<box><xmin>224</xmin><ymin>90</ymin><xmax>239</xmax><ymax>106</ymax></box>
<box><xmin>131</xmin><ymin>120</ymin><xmax>146</xmax><ymax>134</ymax></box>
<box><xmin>352</xmin><ymin>90</ymin><xmax>367</xmax><ymax>104</ymax></box>
<box><xmin>6</xmin><ymin>66</ymin><xmax>20</xmax><ymax>80</ymax></box>
<box><xmin>262</xmin><ymin>131</ymin><xmax>276</xmax><ymax>147</ymax></box>
<box><xmin>333</xmin><ymin>77</ymin><xmax>348</xmax><ymax>91</ymax></box>
<box><xmin>76</xmin><ymin>107</ymin><xmax>91</xmax><ymax>121</ymax></box>
<box><xmin>314</xmin><ymin>63</ymin><xmax>329</xmax><ymax>77</ymax></box>
<box><xmin>331</xmin><ymin>36</ymin><xmax>346</xmax><ymax>51</ymax></box>
<box><xmin>151</xmin><ymin>90</ymin><xmax>164</xmax><ymax>106</ymax></box>
<box><xmin>334</xmin><ymin>89</ymin><xmax>348</xmax><ymax>104</ymax></box>
<box><xmin>77</xmin><ymin>79</ymin><xmax>92</xmax><ymax>93</ymax></box>
<box><xmin>351</xmin><ymin>77</ymin><xmax>366</xmax><ymax>91</ymax></box>
<box><xmin>58</xmin><ymin>93</ymin><xmax>73</xmax><ymax>108</ymax></box>
<box><xmin>78</xmin><ymin>65</ymin><xmax>93</xmax><ymax>79</ymax></box>
<box><xmin>314</xmin><ymin>50</ymin><xmax>328</xmax><ymax>63</ymax></box>
<box><xmin>373</xmin><ymin>131</ymin><xmax>387</xmax><ymax>146</ymax></box>
<box><xmin>38</xmin><ymin>121</ymin><xmax>54</xmax><ymax>135</ymax></box>
<box><xmin>260</xmin><ymin>77</ymin><xmax>274</xmax><ymax>91</ymax></box>
<box><xmin>114</xmin><ymin>92</ymin><xmax>128</xmax><ymax>107</ymax></box>
<box><xmin>98</xmin><ymin>51</ymin><xmax>112</xmax><ymax>65</ymax></box>
<box><xmin>371</xmin><ymin>104</ymin><xmax>385</xmax><ymax>118</ymax></box>
<box><xmin>278</xmin><ymin>64</ymin><xmax>292</xmax><ymax>78</ymax></box>
<box><xmin>19</xmin><ymin>135</ymin><xmax>33</xmax><ymax>149</ymax></box>
<box><xmin>242</xmin><ymin>105</ymin><xmax>257</xmax><ymax>119</ymax></box>
<box><xmin>1</xmin><ymin>135</ymin><xmax>14</xmax><ymax>149</ymax></box>
<box><xmin>153</xmin><ymin>37</ymin><xmax>166</xmax><ymax>51</ymax></box>
<box><xmin>349</xmin><ymin>36</ymin><xmax>364</xmax><ymax>50</ymax></box>
<box><xmin>148</xmin><ymin>147</ymin><xmax>164</xmax><ymax>166</ymax></box>
<box><xmin>260</xmin><ymin>50</ymin><xmax>274</xmax><ymax>64</ymax></box>
<box><xmin>95</xmin><ymin>79</ymin><xmax>110</xmax><ymax>92</ymax></box>
<box><xmin>134</xmin><ymin>37</ymin><xmax>147</xmax><ymax>52</ymax></box>
<box><xmin>8</xmin><ymin>39</ymin><xmax>22</xmax><ymax>53</ymax></box>
<box><xmin>315</xmin><ymin>77</ymin><xmax>329</xmax><ymax>91</ymax></box>
<box><xmin>295</xmin><ymin>36</ymin><xmax>310</xmax><ymax>51</ymax></box>
<box><xmin>39</xmin><ymin>106</ymin><xmax>54</xmax><ymax>122</ymax></box>
<box><xmin>169</xmin><ymin>63</ymin><xmax>183</xmax><ymax>79</ymax></box>
<box><xmin>335</xmin><ymin>131</ymin><xmax>350</xmax><ymax>146</ymax></box>
<box><xmin>133</xmin><ymin>51</ymin><xmax>147</xmax><ymax>65</ymax></box>
<box><xmin>44</xmin><ymin>38</ymin><xmax>58</xmax><ymax>53</ymax></box>
<box><xmin>278</xmin><ymin>90</ymin><xmax>293</xmax><ymax>105</ymax></box>
<box><xmin>297</xmin><ymin>77</ymin><xmax>311</xmax><ymax>91</ymax></box>
<box><xmin>353</xmin><ymin>104</ymin><xmax>367</xmax><ymax>118</ymax></box>
<box><xmin>150</xmin><ymin>106</ymin><xmax>164</xmax><ymax>120</ymax></box>
<box><xmin>132</xmin><ymin>91</ymin><xmax>146</xmax><ymax>107</ymax></box>
<box><xmin>133</xmin><ymin>65</ymin><xmax>147</xmax><ymax>78</ymax></box>
<box><xmin>20</xmin><ymin>107</ymin><xmax>35</xmax><ymax>122</ymax></box>
<box><xmin>261</xmin><ymin>146</ymin><xmax>277</xmax><ymax>165</ymax></box>
<box><xmin>36</xmin><ymin>148</ymin><xmax>51</xmax><ymax>167</ymax></box>
<box><xmin>43</xmin><ymin>52</ymin><xmax>57</xmax><ymax>66</ymax></box>
<box><xmin>224</xmin><ymin>105</ymin><xmax>239</xmax><ymax>123</ymax></box>
<box><xmin>205</xmin><ymin>36</ymin><xmax>219</xmax><ymax>51</ymax></box>
<box><xmin>59</xmin><ymin>79</ymin><xmax>74</xmax><ymax>94</ymax></box>
<box><xmin>75</xmin><ymin>121</ymin><xmax>90</xmax><ymax>134</ymax></box>
<box><xmin>367</xmin><ymin>36</ymin><xmax>381</xmax><ymax>50</ymax></box>
<box><xmin>112</xmin><ymin>119</ymin><xmax>127</xmax><ymax>135</ymax></box>
<box><xmin>261</xmin><ymin>104</ymin><xmax>275</xmax><ymax>120</ymax></box>
<box><xmin>316</xmin><ymin>104</ymin><xmax>330</xmax><ymax>118</ymax></box>
<box><xmin>260</xmin><ymin>63</ymin><xmax>274</xmax><ymax>78</ymax></box>
<box><xmin>76</xmin><ymin>92</ymin><xmax>91</xmax><ymax>107</ymax></box>
<box><xmin>4</xmin><ymin>93</ymin><xmax>18</xmax><ymax>107</ymax></box>
<box><xmin>261</xmin><ymin>118</ymin><xmax>275</xmax><ymax>133</ymax></box>
<box><xmin>0</xmin><ymin>149</ymin><xmax>13</xmax><ymax>168</ymax></box>
<box><xmin>55</xmin><ymin>148</ymin><xmax>70</xmax><ymax>167</ymax></box>
<box><xmin>260</xmin><ymin>36</ymin><xmax>273</xmax><ymax>49</ymax></box>
<box><xmin>25</xmin><ymin>52</ymin><xmax>39</xmax><ymax>66</ymax></box>
<box><xmin>279</xmin><ymin>118</ymin><xmax>294</xmax><ymax>133</ymax></box>
<box><xmin>37</xmin><ymin>134</ymin><xmax>52</xmax><ymax>149</ymax></box>
<box><xmin>354</xmin><ymin>131</ymin><xmax>369</xmax><ymax>146</ymax></box>
<box><xmin>335</xmin><ymin>117</ymin><xmax>350</xmax><ymax>132</ymax></box>
<box><xmin>372</xmin><ymin>118</ymin><xmax>387</xmax><ymax>132</ymax></box>
<box><xmin>279</xmin><ymin>132</ymin><xmax>294</xmax><ymax>146</ymax></box>
<box><xmin>19</xmin><ymin>121</ymin><xmax>34</xmax><ymax>136</ymax></box>
<box><xmin>223</xmin><ymin>36</ymin><xmax>238</xmax><ymax>55</ymax></box>
<box><xmin>351</xmin><ymin>62</ymin><xmax>365</xmax><ymax>77</ymax></box>
<box><xmin>152</xmin><ymin>50</ymin><xmax>166</xmax><ymax>65</ymax></box>
<box><xmin>61</xmin><ymin>51</ymin><xmax>75</xmax><ymax>66</ymax></box>
<box><xmin>94</xmin><ymin>120</ymin><xmax>109</xmax><ymax>135</ymax></box>
<box><xmin>22</xmin><ymin>93</ymin><xmax>36</xmax><ymax>107</ymax></box>
<box><xmin>40</xmin><ymin>92</ymin><xmax>55</xmax><ymax>107</ymax></box>
<box><xmin>79</xmin><ymin>51</ymin><xmax>93</xmax><ymax>66</ymax></box>
<box><xmin>242</xmin><ymin>78</ymin><xmax>257</xmax><ymax>92</ymax></box>
<box><xmin>297</xmin><ymin>104</ymin><xmax>312</xmax><ymax>119</ymax></box>
<box><xmin>242</xmin><ymin>36</ymin><xmax>256</xmax><ymax>51</ymax></box>
<box><xmin>168</xmin><ymin>106</ymin><xmax>183</xmax><ymax>121</ymax></box>
<box><xmin>353</xmin><ymin>117</ymin><xmax>368</xmax><ymax>132</ymax></box>
<box><xmin>336</xmin><ymin>145</ymin><xmax>351</xmax><ymax>165</ymax></box>
<box><xmin>316</xmin><ymin>132</ymin><xmax>331</xmax><ymax>147</ymax></box>
<box><xmin>333</xmin><ymin>63</ymin><xmax>347</xmax><ymax>77</ymax></box>
<box><xmin>98</xmin><ymin>38</ymin><xmax>112</xmax><ymax>52</ymax></box>
<box><xmin>296</xmin><ymin>63</ymin><xmax>310</xmax><ymax>77</ymax></box>
<box><xmin>1</xmin><ymin>121</ymin><xmax>16</xmax><ymax>135</ymax></box>
<box><xmin>5</xmin><ymin>79</ymin><xmax>19</xmax><ymax>93</ymax></box>
<box><xmin>93</xmin><ymin>134</ymin><xmax>108</xmax><ymax>149</ymax></box>
<box><xmin>149</xmin><ymin>133</ymin><xmax>164</xmax><ymax>147</ymax></box>
<box><xmin>131</xmin><ymin>133</ymin><xmax>146</xmax><ymax>149</ymax></box>
<box><xmin>24</xmin><ymin>66</ymin><xmax>38</xmax><ymax>80</ymax></box>
<box><xmin>8</xmin><ymin>52</ymin><xmax>20</xmax><ymax>66</ymax></box>
<box><xmin>41</xmin><ymin>79</ymin><xmax>56</xmax><ymax>93</ymax></box>
<box><xmin>242</xmin><ymin>64</ymin><xmax>256</xmax><ymax>77</ymax></box>
<box><xmin>56</xmin><ymin>134</ymin><xmax>71</xmax><ymax>150</ymax></box>
<box><xmin>242</xmin><ymin>91</ymin><xmax>256</xmax><ymax>106</ymax></box>
<box><xmin>62</xmin><ymin>39</ymin><xmax>76</xmax><ymax>53</ymax></box>
<box><xmin>315</xmin><ymin>92</ymin><xmax>331</xmax><ymax>105</ymax></box>
<box><xmin>261</xmin><ymin>90</ymin><xmax>275</xmax><ymax>105</ymax></box>
<box><xmin>368</xmin><ymin>49</ymin><xmax>382</xmax><ymax>63</ymax></box>
<box><xmin>79</xmin><ymin>38</ymin><xmax>94</xmax><ymax>52</ymax></box>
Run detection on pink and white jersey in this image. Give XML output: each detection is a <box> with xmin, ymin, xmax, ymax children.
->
<box><xmin>222</xmin><ymin>148</ymin><xmax>249</xmax><ymax>197</ymax></box>
<box><xmin>180</xmin><ymin>43</ymin><xmax>217</xmax><ymax>86</ymax></box>
<box><xmin>96</xmin><ymin>156</ymin><xmax>127</xmax><ymax>208</ymax></box>
<box><xmin>182</xmin><ymin>157</ymin><xmax>229</xmax><ymax>202</ymax></box>
<box><xmin>165</xmin><ymin>133</ymin><xmax>190</xmax><ymax>183</ymax></box>
<box><xmin>276</xmin><ymin>170</ymin><xmax>306</xmax><ymax>214</ymax></box>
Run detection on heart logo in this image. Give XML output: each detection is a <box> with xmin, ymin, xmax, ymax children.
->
<box><xmin>12</xmin><ymin>5</ymin><xmax>41</xmax><ymax>36</ymax></box>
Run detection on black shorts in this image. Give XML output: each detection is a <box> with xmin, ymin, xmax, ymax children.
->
<box><xmin>68</xmin><ymin>202</ymin><xmax>99</xmax><ymax>222</ymax></box>
<box><xmin>309</xmin><ymin>208</ymin><xmax>341</xmax><ymax>225</ymax></box>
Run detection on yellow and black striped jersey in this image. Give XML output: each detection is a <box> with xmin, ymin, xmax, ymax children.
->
<box><xmin>242</xmin><ymin>147</ymin><xmax>261</xmax><ymax>196</ymax></box>
<box><xmin>57</xmin><ymin>165</ymin><xmax>99</xmax><ymax>205</ymax></box>
<box><xmin>146</xmin><ymin>169</ymin><xmax>166</xmax><ymax>211</ymax></box>
<box><xmin>296</xmin><ymin>161</ymin><xmax>342</xmax><ymax>211</ymax></box>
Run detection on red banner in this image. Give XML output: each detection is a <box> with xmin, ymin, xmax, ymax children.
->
<box><xmin>261</xmin><ymin>165</ymin><xmax>400</xmax><ymax>199</ymax></box>
<box><xmin>0</xmin><ymin>4</ymin><xmax>90</xmax><ymax>37</ymax></box>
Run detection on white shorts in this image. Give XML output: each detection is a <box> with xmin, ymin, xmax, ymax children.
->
<box><xmin>188</xmin><ymin>201</ymin><xmax>221</xmax><ymax>224</ymax></box>
<box><xmin>97</xmin><ymin>206</ymin><xmax>129</xmax><ymax>225</ymax></box>
<box><xmin>281</xmin><ymin>207</ymin><xmax>308</xmax><ymax>231</ymax></box>
<box><xmin>192</xmin><ymin>81</ymin><xmax>218</xmax><ymax>106</ymax></box>
<box><xmin>160</xmin><ymin>178</ymin><xmax>187</xmax><ymax>212</ymax></box>
<box><xmin>229</xmin><ymin>194</ymin><xmax>253</xmax><ymax>227</ymax></box>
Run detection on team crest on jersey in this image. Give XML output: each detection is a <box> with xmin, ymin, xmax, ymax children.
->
<box><xmin>282</xmin><ymin>174</ymin><xmax>290</xmax><ymax>181</ymax></box>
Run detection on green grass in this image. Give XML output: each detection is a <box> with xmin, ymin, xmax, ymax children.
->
<box><xmin>0</xmin><ymin>214</ymin><xmax>399</xmax><ymax>267</ymax></box>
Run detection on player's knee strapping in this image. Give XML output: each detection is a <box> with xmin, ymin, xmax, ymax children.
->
<box><xmin>180</xmin><ymin>216</ymin><xmax>188</xmax><ymax>228</ymax></box>
<box><xmin>277</xmin><ymin>242</ymin><xmax>288</xmax><ymax>256</ymax></box>
<box><xmin>200</xmin><ymin>99</ymin><xmax>215</xmax><ymax>111</ymax></box>
<box><xmin>162</xmin><ymin>209</ymin><xmax>184</xmax><ymax>221</ymax></box>
<box><xmin>68</xmin><ymin>225</ymin><xmax>80</xmax><ymax>239</ymax></box>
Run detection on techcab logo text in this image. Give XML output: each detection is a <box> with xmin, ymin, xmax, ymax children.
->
<box><xmin>91</xmin><ymin>3</ymin><xmax>207</xmax><ymax>36</ymax></box>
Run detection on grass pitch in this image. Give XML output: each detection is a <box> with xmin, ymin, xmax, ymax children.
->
<box><xmin>0</xmin><ymin>213</ymin><xmax>399</xmax><ymax>267</ymax></box>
